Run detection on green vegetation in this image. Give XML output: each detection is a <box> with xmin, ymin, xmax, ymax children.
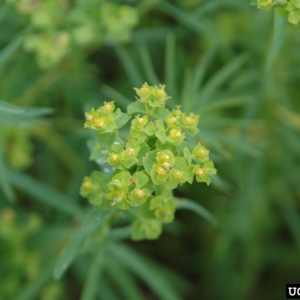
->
<box><xmin>0</xmin><ymin>0</ymin><xmax>299</xmax><ymax>299</ymax></box>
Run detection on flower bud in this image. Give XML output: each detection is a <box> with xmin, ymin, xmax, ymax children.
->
<box><xmin>83</xmin><ymin>181</ymin><xmax>93</xmax><ymax>191</ymax></box>
<box><xmin>125</xmin><ymin>148</ymin><xmax>135</xmax><ymax>157</ymax></box>
<box><xmin>162</xmin><ymin>162</ymin><xmax>171</xmax><ymax>170</ymax></box>
<box><xmin>140</xmin><ymin>83</ymin><xmax>150</xmax><ymax>95</ymax></box>
<box><xmin>170</xmin><ymin>128</ymin><xmax>183</xmax><ymax>139</ymax></box>
<box><xmin>95</xmin><ymin>118</ymin><xmax>106</xmax><ymax>129</ymax></box>
<box><xmin>173</xmin><ymin>170</ymin><xmax>184</xmax><ymax>181</ymax></box>
<box><xmin>157</xmin><ymin>167</ymin><xmax>166</xmax><ymax>175</ymax></box>
<box><xmin>166</xmin><ymin>116</ymin><xmax>177</xmax><ymax>125</ymax></box>
<box><xmin>196</xmin><ymin>168</ymin><xmax>205</xmax><ymax>178</ymax></box>
<box><xmin>103</xmin><ymin>101</ymin><xmax>114</xmax><ymax>113</ymax></box>
<box><xmin>156</xmin><ymin>84</ymin><xmax>167</xmax><ymax>98</ymax></box>
<box><xmin>134</xmin><ymin>189</ymin><xmax>145</xmax><ymax>198</ymax></box>
<box><xmin>85</xmin><ymin>112</ymin><xmax>94</xmax><ymax>121</ymax></box>
<box><xmin>110</xmin><ymin>153</ymin><xmax>120</xmax><ymax>162</ymax></box>
<box><xmin>197</xmin><ymin>148</ymin><xmax>209</xmax><ymax>159</ymax></box>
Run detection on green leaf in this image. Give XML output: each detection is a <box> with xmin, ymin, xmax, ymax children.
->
<box><xmin>53</xmin><ymin>208</ymin><xmax>108</xmax><ymax>280</ymax></box>
<box><xmin>107</xmin><ymin>259</ymin><xmax>145</xmax><ymax>300</ymax></box>
<box><xmin>156</xmin><ymin>129</ymin><xmax>167</xmax><ymax>143</ymax></box>
<box><xmin>133</xmin><ymin>171</ymin><xmax>149</xmax><ymax>187</ymax></box>
<box><xmin>80</xmin><ymin>247</ymin><xmax>106</xmax><ymax>300</ymax></box>
<box><xmin>113</xmin><ymin>170</ymin><xmax>132</xmax><ymax>183</ymax></box>
<box><xmin>114</xmin><ymin>45</ymin><xmax>143</xmax><ymax>87</ymax></box>
<box><xmin>275</xmin><ymin>6</ymin><xmax>289</xmax><ymax>18</ymax></box>
<box><xmin>143</xmin><ymin>150</ymin><xmax>159</xmax><ymax>175</ymax></box>
<box><xmin>97</xmin><ymin>130</ymin><xmax>117</xmax><ymax>149</ymax></box>
<box><xmin>127</xmin><ymin>101</ymin><xmax>146</xmax><ymax>115</ymax></box>
<box><xmin>183</xmin><ymin>147</ymin><xmax>192</xmax><ymax>163</ymax></box>
<box><xmin>0</xmin><ymin>36</ymin><xmax>23</xmax><ymax>72</ymax></box>
<box><xmin>23</xmin><ymin>106</ymin><xmax>54</xmax><ymax>117</ymax></box>
<box><xmin>288</xmin><ymin>10</ymin><xmax>300</xmax><ymax>25</ymax></box>
<box><xmin>176</xmin><ymin>198</ymin><xmax>218</xmax><ymax>226</ymax></box>
<box><xmin>114</xmin><ymin>109</ymin><xmax>131</xmax><ymax>129</ymax></box>
<box><xmin>0</xmin><ymin>100</ymin><xmax>24</xmax><ymax>114</ymax></box>
<box><xmin>265</xmin><ymin>14</ymin><xmax>286</xmax><ymax>74</ymax></box>
<box><xmin>0</xmin><ymin>135</ymin><xmax>15</xmax><ymax>202</ymax></box>
<box><xmin>151</xmin><ymin>107</ymin><xmax>171</xmax><ymax>119</ymax></box>
<box><xmin>8</xmin><ymin>170</ymin><xmax>84</xmax><ymax>218</ymax></box>
<box><xmin>138</xmin><ymin>43</ymin><xmax>160</xmax><ymax>85</ymax></box>
<box><xmin>144</xmin><ymin>121</ymin><xmax>156</xmax><ymax>136</ymax></box>
<box><xmin>136</xmin><ymin>142</ymin><xmax>150</xmax><ymax>164</ymax></box>
<box><xmin>184</xmin><ymin>126</ymin><xmax>199</xmax><ymax>136</ymax></box>
<box><xmin>195</xmin><ymin>53</ymin><xmax>249</xmax><ymax>110</ymax></box>
<box><xmin>109</xmin><ymin>242</ymin><xmax>182</xmax><ymax>300</ymax></box>
<box><xmin>16</xmin><ymin>262</ymin><xmax>53</xmax><ymax>300</ymax></box>
<box><xmin>292</xmin><ymin>0</ymin><xmax>300</xmax><ymax>8</ymax></box>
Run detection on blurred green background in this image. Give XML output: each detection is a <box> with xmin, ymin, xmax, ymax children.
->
<box><xmin>1</xmin><ymin>0</ymin><xmax>300</xmax><ymax>299</ymax></box>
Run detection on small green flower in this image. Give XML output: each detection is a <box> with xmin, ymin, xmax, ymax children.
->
<box><xmin>166</xmin><ymin>114</ymin><xmax>178</xmax><ymax>126</ymax></box>
<box><xmin>131</xmin><ymin>219</ymin><xmax>162</xmax><ymax>240</ymax></box>
<box><xmin>131</xmin><ymin>115</ymin><xmax>149</xmax><ymax>131</ymax></box>
<box><xmin>148</xmin><ymin>84</ymin><xmax>171</xmax><ymax>108</ymax></box>
<box><xmin>166</xmin><ymin>157</ymin><xmax>193</xmax><ymax>189</ymax></box>
<box><xmin>154</xmin><ymin>204</ymin><xmax>175</xmax><ymax>223</ymax></box>
<box><xmin>106</xmin><ymin>144</ymin><xmax>124</xmax><ymax>169</ymax></box>
<box><xmin>167</xmin><ymin>126</ymin><xmax>185</xmax><ymax>146</ymax></box>
<box><xmin>107</xmin><ymin>190</ymin><xmax>129</xmax><ymax>210</ymax></box>
<box><xmin>100</xmin><ymin>101</ymin><xmax>115</xmax><ymax>114</ymax></box>
<box><xmin>80</xmin><ymin>177</ymin><xmax>95</xmax><ymax>198</ymax></box>
<box><xmin>194</xmin><ymin>160</ymin><xmax>217</xmax><ymax>185</ymax></box>
<box><xmin>156</xmin><ymin>150</ymin><xmax>175</xmax><ymax>165</ymax></box>
<box><xmin>84</xmin><ymin>108</ymin><xmax>116</xmax><ymax>133</ymax></box>
<box><xmin>122</xmin><ymin>139</ymin><xmax>140</xmax><ymax>168</ymax></box>
<box><xmin>150</xmin><ymin>163</ymin><xmax>170</xmax><ymax>185</ymax></box>
<box><xmin>192</xmin><ymin>143</ymin><xmax>210</xmax><ymax>163</ymax></box>
<box><xmin>80</xmin><ymin>171</ymin><xmax>109</xmax><ymax>206</ymax></box>
<box><xmin>128</xmin><ymin>188</ymin><xmax>150</xmax><ymax>206</ymax></box>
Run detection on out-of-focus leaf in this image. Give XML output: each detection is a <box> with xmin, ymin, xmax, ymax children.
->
<box><xmin>107</xmin><ymin>258</ymin><xmax>145</xmax><ymax>300</ymax></box>
<box><xmin>0</xmin><ymin>100</ymin><xmax>24</xmax><ymax>114</ymax></box>
<box><xmin>176</xmin><ymin>198</ymin><xmax>218</xmax><ymax>226</ymax></box>
<box><xmin>265</xmin><ymin>14</ymin><xmax>286</xmax><ymax>73</ymax></box>
<box><xmin>0</xmin><ymin>135</ymin><xmax>15</xmax><ymax>202</ymax></box>
<box><xmin>109</xmin><ymin>242</ymin><xmax>182</xmax><ymax>300</ymax></box>
<box><xmin>101</xmin><ymin>84</ymin><xmax>131</xmax><ymax>110</ymax></box>
<box><xmin>53</xmin><ymin>208</ymin><xmax>109</xmax><ymax>280</ymax></box>
<box><xmin>164</xmin><ymin>33</ymin><xmax>176</xmax><ymax>101</ymax></box>
<box><xmin>158</xmin><ymin>1</ymin><xmax>217</xmax><ymax>40</ymax></box>
<box><xmin>0</xmin><ymin>36</ymin><xmax>23</xmax><ymax>72</ymax></box>
<box><xmin>275</xmin><ymin>104</ymin><xmax>300</xmax><ymax>132</ymax></box>
<box><xmin>16</xmin><ymin>262</ymin><xmax>53</xmax><ymax>300</ymax></box>
<box><xmin>8</xmin><ymin>171</ymin><xmax>84</xmax><ymax>218</ymax></box>
<box><xmin>194</xmin><ymin>53</ymin><xmax>249</xmax><ymax>110</ymax></box>
<box><xmin>23</xmin><ymin>106</ymin><xmax>54</xmax><ymax>117</ymax></box>
<box><xmin>98</xmin><ymin>277</ymin><xmax>120</xmax><ymax>300</ymax></box>
<box><xmin>114</xmin><ymin>45</ymin><xmax>143</xmax><ymax>87</ymax></box>
<box><xmin>138</xmin><ymin>43</ymin><xmax>160</xmax><ymax>85</ymax></box>
<box><xmin>80</xmin><ymin>247</ymin><xmax>106</xmax><ymax>300</ymax></box>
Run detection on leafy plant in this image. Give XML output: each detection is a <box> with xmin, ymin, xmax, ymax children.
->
<box><xmin>80</xmin><ymin>83</ymin><xmax>216</xmax><ymax>240</ymax></box>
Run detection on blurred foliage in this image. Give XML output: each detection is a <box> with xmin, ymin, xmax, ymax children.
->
<box><xmin>0</xmin><ymin>0</ymin><xmax>300</xmax><ymax>299</ymax></box>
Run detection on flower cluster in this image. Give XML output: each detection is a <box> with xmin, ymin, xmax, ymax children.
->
<box><xmin>251</xmin><ymin>0</ymin><xmax>300</xmax><ymax>25</ymax></box>
<box><xmin>7</xmin><ymin>0</ymin><xmax>138</xmax><ymax>68</ymax></box>
<box><xmin>80</xmin><ymin>83</ymin><xmax>216</xmax><ymax>240</ymax></box>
